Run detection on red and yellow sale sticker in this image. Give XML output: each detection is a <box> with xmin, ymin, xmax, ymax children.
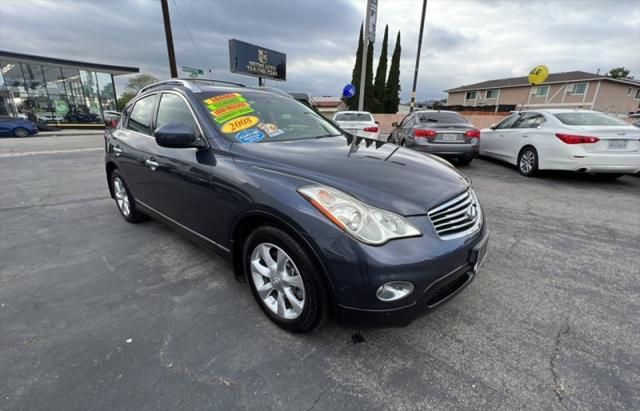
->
<box><xmin>221</xmin><ymin>116</ymin><xmax>259</xmax><ymax>133</ymax></box>
<box><xmin>203</xmin><ymin>93</ymin><xmax>255</xmax><ymax>124</ymax></box>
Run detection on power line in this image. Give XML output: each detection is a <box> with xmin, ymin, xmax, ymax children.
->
<box><xmin>171</xmin><ymin>0</ymin><xmax>208</xmax><ymax>75</ymax></box>
<box><xmin>185</xmin><ymin>0</ymin><xmax>213</xmax><ymax>76</ymax></box>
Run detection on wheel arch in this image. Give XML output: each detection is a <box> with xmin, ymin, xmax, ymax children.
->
<box><xmin>106</xmin><ymin>161</ymin><xmax>118</xmax><ymax>198</ymax></box>
<box><xmin>229</xmin><ymin>209</ymin><xmax>338</xmax><ymax>314</ymax></box>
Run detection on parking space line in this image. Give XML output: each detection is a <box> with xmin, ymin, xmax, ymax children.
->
<box><xmin>0</xmin><ymin>147</ymin><xmax>103</xmax><ymax>157</ymax></box>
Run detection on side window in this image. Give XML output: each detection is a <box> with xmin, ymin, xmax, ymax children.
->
<box><xmin>496</xmin><ymin>114</ymin><xmax>520</xmax><ymax>129</ymax></box>
<box><xmin>514</xmin><ymin>114</ymin><xmax>545</xmax><ymax>129</ymax></box>
<box><xmin>155</xmin><ymin>93</ymin><xmax>198</xmax><ymax>133</ymax></box>
<box><xmin>127</xmin><ymin>94</ymin><xmax>156</xmax><ymax>135</ymax></box>
<box><xmin>402</xmin><ymin>114</ymin><xmax>414</xmax><ymax>127</ymax></box>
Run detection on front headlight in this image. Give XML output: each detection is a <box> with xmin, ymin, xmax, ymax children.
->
<box><xmin>297</xmin><ymin>185</ymin><xmax>421</xmax><ymax>245</ymax></box>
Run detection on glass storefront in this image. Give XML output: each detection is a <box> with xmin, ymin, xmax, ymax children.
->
<box><xmin>0</xmin><ymin>60</ymin><xmax>118</xmax><ymax>123</ymax></box>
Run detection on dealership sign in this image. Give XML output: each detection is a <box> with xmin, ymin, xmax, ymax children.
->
<box><xmin>182</xmin><ymin>66</ymin><xmax>204</xmax><ymax>77</ymax></box>
<box><xmin>228</xmin><ymin>39</ymin><xmax>286</xmax><ymax>81</ymax></box>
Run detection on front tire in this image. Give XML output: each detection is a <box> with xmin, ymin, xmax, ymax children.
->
<box><xmin>517</xmin><ymin>147</ymin><xmax>538</xmax><ymax>177</ymax></box>
<box><xmin>13</xmin><ymin>127</ymin><xmax>29</xmax><ymax>137</ymax></box>
<box><xmin>244</xmin><ymin>225</ymin><xmax>328</xmax><ymax>333</ymax></box>
<box><xmin>110</xmin><ymin>169</ymin><xmax>147</xmax><ymax>223</ymax></box>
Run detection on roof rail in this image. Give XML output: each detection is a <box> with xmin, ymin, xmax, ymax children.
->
<box><xmin>137</xmin><ymin>78</ymin><xmax>246</xmax><ymax>95</ymax></box>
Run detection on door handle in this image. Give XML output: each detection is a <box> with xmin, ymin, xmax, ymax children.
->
<box><xmin>113</xmin><ymin>146</ymin><xmax>123</xmax><ymax>156</ymax></box>
<box><xmin>522</xmin><ymin>134</ymin><xmax>528</xmax><ymax>138</ymax></box>
<box><xmin>145</xmin><ymin>159</ymin><xmax>159</xmax><ymax>171</ymax></box>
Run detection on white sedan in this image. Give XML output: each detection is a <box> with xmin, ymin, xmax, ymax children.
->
<box><xmin>480</xmin><ymin>109</ymin><xmax>640</xmax><ymax>179</ymax></box>
<box><xmin>332</xmin><ymin>111</ymin><xmax>379</xmax><ymax>140</ymax></box>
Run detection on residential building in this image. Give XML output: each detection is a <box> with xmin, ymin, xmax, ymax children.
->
<box><xmin>0</xmin><ymin>50</ymin><xmax>138</xmax><ymax>122</ymax></box>
<box><xmin>445</xmin><ymin>71</ymin><xmax>640</xmax><ymax>115</ymax></box>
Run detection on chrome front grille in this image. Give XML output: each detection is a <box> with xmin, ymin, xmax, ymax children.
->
<box><xmin>428</xmin><ymin>189</ymin><xmax>481</xmax><ymax>240</ymax></box>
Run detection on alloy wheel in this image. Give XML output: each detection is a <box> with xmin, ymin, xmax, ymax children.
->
<box><xmin>250</xmin><ymin>243</ymin><xmax>306</xmax><ymax>320</ymax></box>
<box><xmin>519</xmin><ymin>150</ymin><xmax>536</xmax><ymax>174</ymax></box>
<box><xmin>113</xmin><ymin>177</ymin><xmax>131</xmax><ymax>217</ymax></box>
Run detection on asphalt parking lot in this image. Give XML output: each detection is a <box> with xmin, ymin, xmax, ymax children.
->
<box><xmin>1</xmin><ymin>134</ymin><xmax>639</xmax><ymax>410</ymax></box>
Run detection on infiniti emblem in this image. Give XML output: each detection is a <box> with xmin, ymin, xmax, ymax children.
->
<box><xmin>617</xmin><ymin>131</ymin><xmax>626</xmax><ymax>136</ymax></box>
<box><xmin>466</xmin><ymin>205</ymin><xmax>477</xmax><ymax>219</ymax></box>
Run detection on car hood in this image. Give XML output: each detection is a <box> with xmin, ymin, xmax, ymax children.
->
<box><xmin>230</xmin><ymin>136</ymin><xmax>470</xmax><ymax>215</ymax></box>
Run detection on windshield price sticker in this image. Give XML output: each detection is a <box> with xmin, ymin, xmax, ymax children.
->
<box><xmin>204</xmin><ymin>93</ymin><xmax>255</xmax><ymax>124</ymax></box>
<box><xmin>257</xmin><ymin>122</ymin><xmax>285</xmax><ymax>137</ymax></box>
<box><xmin>221</xmin><ymin>116</ymin><xmax>260</xmax><ymax>133</ymax></box>
<box><xmin>235</xmin><ymin>129</ymin><xmax>265</xmax><ymax>144</ymax></box>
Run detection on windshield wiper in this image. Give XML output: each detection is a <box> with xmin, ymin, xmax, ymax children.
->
<box><xmin>315</xmin><ymin>134</ymin><xmax>342</xmax><ymax>139</ymax></box>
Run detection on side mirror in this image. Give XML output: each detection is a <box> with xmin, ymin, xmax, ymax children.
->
<box><xmin>489</xmin><ymin>123</ymin><xmax>497</xmax><ymax>130</ymax></box>
<box><xmin>391</xmin><ymin>121</ymin><xmax>399</xmax><ymax>128</ymax></box>
<box><xmin>154</xmin><ymin>124</ymin><xmax>199</xmax><ymax>148</ymax></box>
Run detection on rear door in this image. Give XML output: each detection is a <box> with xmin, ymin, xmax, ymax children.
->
<box><xmin>110</xmin><ymin>93</ymin><xmax>158</xmax><ymax>203</ymax></box>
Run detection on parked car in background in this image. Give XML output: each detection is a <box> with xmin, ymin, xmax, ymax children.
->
<box><xmin>103</xmin><ymin>110</ymin><xmax>121</xmax><ymax>128</ymax></box>
<box><xmin>332</xmin><ymin>111</ymin><xmax>379</xmax><ymax>140</ymax></box>
<box><xmin>105</xmin><ymin>79</ymin><xmax>489</xmax><ymax>333</ymax></box>
<box><xmin>36</xmin><ymin>113</ymin><xmax>64</xmax><ymax>122</ymax></box>
<box><xmin>633</xmin><ymin>120</ymin><xmax>640</xmax><ymax>128</ymax></box>
<box><xmin>66</xmin><ymin>112</ymin><xmax>101</xmax><ymax>123</ymax></box>
<box><xmin>0</xmin><ymin>116</ymin><xmax>38</xmax><ymax>137</ymax></box>
<box><xmin>388</xmin><ymin>110</ymin><xmax>480</xmax><ymax>165</ymax></box>
<box><xmin>480</xmin><ymin>109</ymin><xmax>640</xmax><ymax>179</ymax></box>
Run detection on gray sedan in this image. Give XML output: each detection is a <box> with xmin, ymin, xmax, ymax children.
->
<box><xmin>388</xmin><ymin>110</ymin><xmax>480</xmax><ymax>165</ymax></box>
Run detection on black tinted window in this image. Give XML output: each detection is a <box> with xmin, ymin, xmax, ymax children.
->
<box><xmin>418</xmin><ymin>112</ymin><xmax>468</xmax><ymax>124</ymax></box>
<box><xmin>156</xmin><ymin>93</ymin><xmax>198</xmax><ymax>132</ymax></box>
<box><xmin>127</xmin><ymin>94</ymin><xmax>156</xmax><ymax>135</ymax></box>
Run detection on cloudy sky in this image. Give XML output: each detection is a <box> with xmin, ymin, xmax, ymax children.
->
<box><xmin>1</xmin><ymin>0</ymin><xmax>638</xmax><ymax>101</ymax></box>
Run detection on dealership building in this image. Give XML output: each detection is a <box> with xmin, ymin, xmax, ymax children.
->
<box><xmin>0</xmin><ymin>50</ymin><xmax>138</xmax><ymax>122</ymax></box>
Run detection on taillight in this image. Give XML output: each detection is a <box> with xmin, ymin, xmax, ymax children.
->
<box><xmin>464</xmin><ymin>129</ymin><xmax>481</xmax><ymax>138</ymax></box>
<box><xmin>363</xmin><ymin>126</ymin><xmax>379</xmax><ymax>132</ymax></box>
<box><xmin>414</xmin><ymin>129</ymin><xmax>437</xmax><ymax>137</ymax></box>
<box><xmin>555</xmin><ymin>133</ymin><xmax>599</xmax><ymax>144</ymax></box>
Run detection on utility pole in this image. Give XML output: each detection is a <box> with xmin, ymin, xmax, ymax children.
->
<box><xmin>410</xmin><ymin>0</ymin><xmax>427</xmax><ymax>112</ymax></box>
<box><xmin>358</xmin><ymin>0</ymin><xmax>377</xmax><ymax>111</ymax></box>
<box><xmin>161</xmin><ymin>0</ymin><xmax>178</xmax><ymax>78</ymax></box>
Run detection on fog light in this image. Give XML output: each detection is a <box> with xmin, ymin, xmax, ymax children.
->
<box><xmin>376</xmin><ymin>281</ymin><xmax>414</xmax><ymax>302</ymax></box>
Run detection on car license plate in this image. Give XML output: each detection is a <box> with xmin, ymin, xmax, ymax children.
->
<box><xmin>608</xmin><ymin>140</ymin><xmax>627</xmax><ymax>150</ymax></box>
<box><xmin>442</xmin><ymin>134</ymin><xmax>459</xmax><ymax>142</ymax></box>
<box><xmin>471</xmin><ymin>233</ymin><xmax>490</xmax><ymax>274</ymax></box>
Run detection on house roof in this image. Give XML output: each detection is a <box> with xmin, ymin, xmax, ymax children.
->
<box><xmin>444</xmin><ymin>71</ymin><xmax>640</xmax><ymax>93</ymax></box>
<box><xmin>0</xmin><ymin>50</ymin><xmax>139</xmax><ymax>75</ymax></box>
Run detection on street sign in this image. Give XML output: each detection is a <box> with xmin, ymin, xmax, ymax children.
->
<box><xmin>229</xmin><ymin>39</ymin><xmax>287</xmax><ymax>81</ymax></box>
<box><xmin>182</xmin><ymin>66</ymin><xmax>204</xmax><ymax>76</ymax></box>
<box><xmin>368</xmin><ymin>0</ymin><xmax>378</xmax><ymax>43</ymax></box>
<box><xmin>342</xmin><ymin>84</ymin><xmax>356</xmax><ymax>99</ymax></box>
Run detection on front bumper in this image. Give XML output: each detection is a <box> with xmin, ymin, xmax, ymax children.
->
<box><xmin>333</xmin><ymin>227</ymin><xmax>490</xmax><ymax>328</ymax></box>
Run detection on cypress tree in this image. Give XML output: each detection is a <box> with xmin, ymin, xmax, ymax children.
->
<box><xmin>372</xmin><ymin>25</ymin><xmax>389</xmax><ymax>113</ymax></box>
<box><xmin>348</xmin><ymin>24</ymin><xmax>364</xmax><ymax>110</ymax></box>
<box><xmin>385</xmin><ymin>31</ymin><xmax>401</xmax><ymax>114</ymax></box>
<box><xmin>363</xmin><ymin>41</ymin><xmax>375</xmax><ymax>112</ymax></box>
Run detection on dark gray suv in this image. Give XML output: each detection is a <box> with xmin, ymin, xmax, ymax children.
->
<box><xmin>388</xmin><ymin>110</ymin><xmax>480</xmax><ymax>165</ymax></box>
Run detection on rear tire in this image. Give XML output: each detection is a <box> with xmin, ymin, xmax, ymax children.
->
<box><xmin>13</xmin><ymin>127</ymin><xmax>29</xmax><ymax>137</ymax></box>
<box><xmin>517</xmin><ymin>147</ymin><xmax>538</xmax><ymax>177</ymax></box>
<box><xmin>110</xmin><ymin>169</ymin><xmax>147</xmax><ymax>223</ymax></box>
<box><xmin>244</xmin><ymin>225</ymin><xmax>328</xmax><ymax>333</ymax></box>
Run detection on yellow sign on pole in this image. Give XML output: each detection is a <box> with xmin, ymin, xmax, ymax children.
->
<box><xmin>528</xmin><ymin>65</ymin><xmax>549</xmax><ymax>85</ymax></box>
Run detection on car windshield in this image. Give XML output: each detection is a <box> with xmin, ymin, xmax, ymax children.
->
<box><xmin>418</xmin><ymin>112</ymin><xmax>468</xmax><ymax>124</ymax></box>
<box><xmin>553</xmin><ymin>112</ymin><xmax>629</xmax><ymax>126</ymax></box>
<box><xmin>199</xmin><ymin>91</ymin><xmax>341</xmax><ymax>143</ymax></box>
<box><xmin>334</xmin><ymin>112</ymin><xmax>372</xmax><ymax>122</ymax></box>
